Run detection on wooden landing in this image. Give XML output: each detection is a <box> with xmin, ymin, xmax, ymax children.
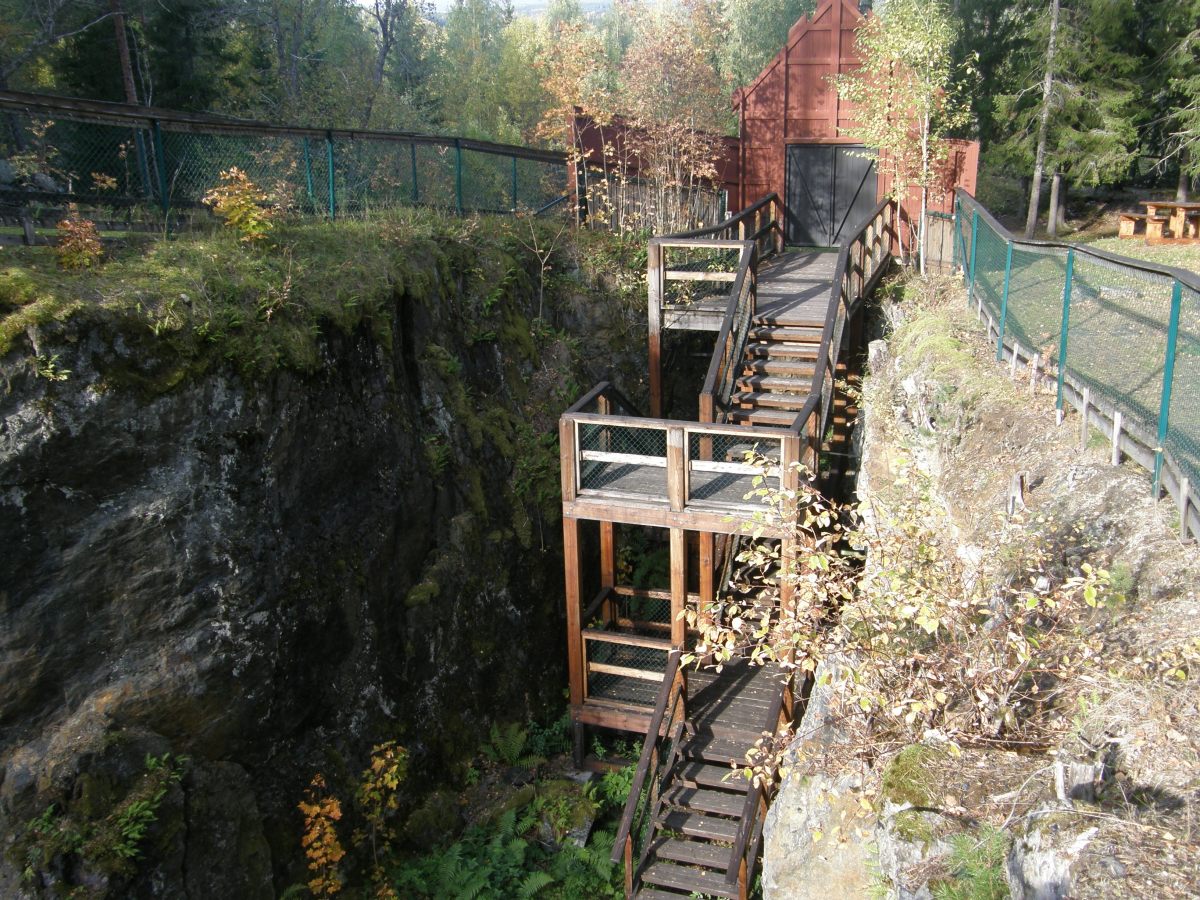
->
<box><xmin>661</xmin><ymin>250</ymin><xmax>836</xmax><ymax>331</ymax></box>
<box><xmin>755</xmin><ymin>250</ymin><xmax>837</xmax><ymax>326</ymax></box>
<box><xmin>579</xmin><ymin>656</ymin><xmax>788</xmax><ymax>743</ymax></box>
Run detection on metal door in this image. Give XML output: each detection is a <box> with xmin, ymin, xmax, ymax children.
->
<box><xmin>785</xmin><ymin>144</ymin><xmax>876</xmax><ymax>247</ymax></box>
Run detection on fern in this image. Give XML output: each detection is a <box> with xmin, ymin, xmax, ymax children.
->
<box><xmin>519</xmin><ymin>870</ymin><xmax>554</xmax><ymax>898</ymax></box>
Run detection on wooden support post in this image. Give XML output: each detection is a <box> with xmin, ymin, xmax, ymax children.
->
<box><xmin>600</xmin><ymin>521</ymin><xmax>616</xmax><ymax>623</ymax></box>
<box><xmin>1029</xmin><ymin>352</ymin><xmax>1040</xmax><ymax>394</ymax></box>
<box><xmin>699</xmin><ymin>532</ymin><xmax>714</xmax><ymax>631</ymax></box>
<box><xmin>562</xmin><ymin>516</ymin><xmax>584</xmax><ymax>709</ymax></box>
<box><xmin>1079</xmin><ymin>387</ymin><xmax>1091</xmax><ymax>451</ymax></box>
<box><xmin>1111</xmin><ymin>411</ymin><xmax>1123</xmax><ymax>466</ymax></box>
<box><xmin>648</xmin><ymin>242</ymin><xmax>664</xmax><ymax>418</ymax></box>
<box><xmin>1010</xmin><ymin>341</ymin><xmax>1020</xmax><ymax>380</ymax></box>
<box><xmin>1180</xmin><ymin>477</ymin><xmax>1191</xmax><ymax>538</ymax></box>
<box><xmin>670</xmin><ymin>527</ymin><xmax>687</xmax><ymax>649</ymax></box>
<box><xmin>667</xmin><ymin>426</ymin><xmax>686</xmax><ymax>512</ymax></box>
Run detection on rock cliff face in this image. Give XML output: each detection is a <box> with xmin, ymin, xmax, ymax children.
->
<box><xmin>0</xmin><ymin>235</ymin><xmax>639</xmax><ymax>896</ymax></box>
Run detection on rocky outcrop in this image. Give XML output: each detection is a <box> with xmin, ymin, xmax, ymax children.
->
<box><xmin>0</xmin><ymin>238</ymin><xmax>637</xmax><ymax>896</ymax></box>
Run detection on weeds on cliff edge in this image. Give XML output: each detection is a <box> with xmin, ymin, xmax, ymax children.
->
<box><xmin>684</xmin><ymin>452</ymin><xmax>1114</xmax><ymax>787</ymax></box>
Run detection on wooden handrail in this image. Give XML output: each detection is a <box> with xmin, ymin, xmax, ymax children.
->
<box><xmin>611</xmin><ymin>650</ymin><xmax>684</xmax><ymax>866</ymax></box>
<box><xmin>786</xmin><ymin>198</ymin><xmax>897</xmax><ymax>452</ymax></box>
<box><xmin>564</xmin><ymin>381</ymin><xmax>644</xmax><ymax>417</ymax></box>
<box><xmin>725</xmin><ymin>673</ymin><xmax>791</xmax><ymax>886</ymax></box>
<box><xmin>698</xmin><ymin>242</ymin><xmax>758</xmax><ymax>423</ymax></box>
<box><xmin>666</xmin><ymin>193</ymin><xmax>783</xmax><ymax>246</ymax></box>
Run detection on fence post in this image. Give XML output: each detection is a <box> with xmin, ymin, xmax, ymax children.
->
<box><xmin>996</xmin><ymin>240</ymin><xmax>1013</xmax><ymax>361</ymax></box>
<box><xmin>410</xmin><ymin>142</ymin><xmax>419</xmax><ymax>204</ymax></box>
<box><xmin>967</xmin><ymin>209</ymin><xmax>979</xmax><ymax>304</ymax></box>
<box><xmin>302</xmin><ymin>138</ymin><xmax>316</xmax><ymax>212</ymax></box>
<box><xmin>151</xmin><ymin>119</ymin><xmax>170</xmax><ymax>225</ymax></box>
<box><xmin>1153</xmin><ymin>279</ymin><xmax>1184</xmax><ymax>497</ymax></box>
<box><xmin>1055</xmin><ymin>248</ymin><xmax>1075</xmax><ymax>410</ymax></box>
<box><xmin>325</xmin><ymin>131</ymin><xmax>336</xmax><ymax>219</ymax></box>
<box><xmin>952</xmin><ymin>198</ymin><xmax>960</xmax><ymax>272</ymax></box>
<box><xmin>454</xmin><ymin>139</ymin><xmax>463</xmax><ymax>215</ymax></box>
<box><xmin>511</xmin><ymin>155</ymin><xmax>518</xmax><ymax>212</ymax></box>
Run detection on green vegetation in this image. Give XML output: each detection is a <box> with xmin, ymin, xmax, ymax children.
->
<box><xmin>291</xmin><ymin>716</ymin><xmax>631</xmax><ymax>899</ymax></box>
<box><xmin>13</xmin><ymin>754</ymin><xmax>186</xmax><ymax>888</ymax></box>
<box><xmin>930</xmin><ymin>826</ymin><xmax>1011</xmax><ymax>900</ymax></box>
<box><xmin>0</xmin><ymin>210</ymin><xmax>598</xmax><ymax>386</ymax></box>
<box><xmin>1077</xmin><ymin>236</ymin><xmax>1200</xmax><ymax>275</ymax></box>
<box><xmin>880</xmin><ymin>745</ymin><xmax>939</xmax><ymax>808</ymax></box>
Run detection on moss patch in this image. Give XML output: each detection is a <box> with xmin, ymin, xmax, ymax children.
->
<box><xmin>880</xmin><ymin>744</ymin><xmax>939</xmax><ymax>808</ymax></box>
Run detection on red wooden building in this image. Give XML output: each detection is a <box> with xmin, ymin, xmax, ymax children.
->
<box><xmin>731</xmin><ymin>0</ymin><xmax>977</xmax><ymax>247</ymax></box>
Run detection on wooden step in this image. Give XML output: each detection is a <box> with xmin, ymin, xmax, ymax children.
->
<box><xmin>658</xmin><ymin>809</ymin><xmax>740</xmax><ymax>842</ymax></box>
<box><xmin>634</xmin><ymin>888</ymin><xmax>691</xmax><ymax>900</ymax></box>
<box><xmin>748</xmin><ymin>325</ymin><xmax>822</xmax><ymax>343</ymax></box>
<box><xmin>728</xmin><ymin>408</ymin><xmax>797</xmax><ymax>427</ymax></box>
<box><xmin>732</xmin><ymin>390</ymin><xmax>809</xmax><ymax>410</ymax></box>
<box><xmin>639</xmin><ymin>861</ymin><xmax>740</xmax><ymax>899</ymax></box>
<box><xmin>662</xmin><ymin>785</ymin><xmax>746</xmax><ymax>817</ymax></box>
<box><xmin>744</xmin><ymin>358</ymin><xmax>817</xmax><ymax>378</ymax></box>
<box><xmin>682</xmin><ymin>733</ymin><xmax>756</xmax><ymax>766</ymax></box>
<box><xmin>754</xmin><ymin>310</ymin><xmax>827</xmax><ymax>328</ymax></box>
<box><xmin>677</xmin><ymin>761</ymin><xmax>748</xmax><ymax>791</ymax></box>
<box><xmin>735</xmin><ymin>374</ymin><xmax>811</xmax><ymax>394</ymax></box>
<box><xmin>653</xmin><ymin>836</ymin><xmax>734</xmax><ymax>870</ymax></box>
<box><xmin>745</xmin><ymin>341</ymin><xmax>819</xmax><ymax>360</ymax></box>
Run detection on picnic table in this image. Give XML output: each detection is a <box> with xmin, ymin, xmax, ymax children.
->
<box><xmin>1141</xmin><ymin>200</ymin><xmax>1200</xmax><ymax>239</ymax></box>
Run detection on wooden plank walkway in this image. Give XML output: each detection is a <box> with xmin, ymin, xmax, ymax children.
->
<box><xmin>755</xmin><ymin>249</ymin><xmax>838</xmax><ymax>327</ymax></box>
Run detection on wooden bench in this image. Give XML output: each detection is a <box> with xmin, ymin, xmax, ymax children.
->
<box><xmin>1118</xmin><ymin>213</ymin><xmax>1168</xmax><ymax>239</ymax></box>
<box><xmin>1185</xmin><ymin>211</ymin><xmax>1200</xmax><ymax>239</ymax></box>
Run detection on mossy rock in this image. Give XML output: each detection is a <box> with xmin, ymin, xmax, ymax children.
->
<box><xmin>534</xmin><ymin>779</ymin><xmax>596</xmax><ymax>845</ymax></box>
<box><xmin>403</xmin><ymin>789</ymin><xmax>463</xmax><ymax>851</ymax></box>
<box><xmin>405</xmin><ymin>579</ymin><xmax>440</xmax><ymax>608</ymax></box>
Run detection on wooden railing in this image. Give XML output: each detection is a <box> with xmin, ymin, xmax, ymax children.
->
<box><xmin>699</xmin><ymin>241</ymin><xmax>759</xmax><ymax>425</ymax></box>
<box><xmin>788</xmin><ymin>199</ymin><xmax>898</xmax><ymax>468</ymax></box>
<box><xmin>559</xmin><ymin>396</ymin><xmax>802</xmax><ymax>536</ymax></box>
<box><xmin>725</xmin><ymin>673</ymin><xmax>792</xmax><ymax>894</ymax></box>
<box><xmin>611</xmin><ymin>649</ymin><xmax>688</xmax><ymax>896</ymax></box>
<box><xmin>648</xmin><ymin>194</ymin><xmax>784</xmax><ymax>415</ymax></box>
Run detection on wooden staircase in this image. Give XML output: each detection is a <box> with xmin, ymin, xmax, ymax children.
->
<box><xmin>614</xmin><ymin>657</ymin><xmax>791</xmax><ymax>900</ymax></box>
<box><xmin>728</xmin><ymin>313</ymin><xmax>823</xmax><ymax>428</ymax></box>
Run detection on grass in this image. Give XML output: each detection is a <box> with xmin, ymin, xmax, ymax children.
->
<box><xmin>1078</xmin><ymin>236</ymin><xmax>1200</xmax><ymax>276</ymax></box>
<box><xmin>0</xmin><ymin>209</ymin><xmax>581</xmax><ymax>391</ymax></box>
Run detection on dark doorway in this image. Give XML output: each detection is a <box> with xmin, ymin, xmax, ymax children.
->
<box><xmin>785</xmin><ymin>144</ymin><xmax>877</xmax><ymax>247</ymax></box>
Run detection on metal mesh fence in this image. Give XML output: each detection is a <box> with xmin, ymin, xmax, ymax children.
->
<box><xmin>586</xmin><ymin>639</ymin><xmax>668</xmax><ymax>706</ymax></box>
<box><xmin>0</xmin><ymin>95</ymin><xmax>569</xmax><ymax>230</ymax></box>
<box><xmin>957</xmin><ymin>191</ymin><xmax>1200</xmax><ymax>533</ymax></box>
<box><xmin>578</xmin><ymin>422</ymin><xmax>668</xmax><ymax>495</ymax></box>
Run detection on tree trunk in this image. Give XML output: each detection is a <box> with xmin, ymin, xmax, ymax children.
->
<box><xmin>109</xmin><ymin>0</ymin><xmax>139</xmax><ymax>105</ymax></box>
<box><xmin>1047</xmin><ymin>171</ymin><xmax>1061</xmax><ymax>238</ymax></box>
<box><xmin>1178</xmin><ymin>148</ymin><xmax>1190</xmax><ymax>202</ymax></box>
<box><xmin>1024</xmin><ymin>0</ymin><xmax>1060</xmax><ymax>240</ymax></box>
<box><xmin>1056</xmin><ymin>179</ymin><xmax>1068</xmax><ymax>232</ymax></box>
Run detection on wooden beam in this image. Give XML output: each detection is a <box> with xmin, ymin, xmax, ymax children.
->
<box><xmin>664</xmin><ymin>270</ymin><xmax>738</xmax><ymax>282</ymax></box>
<box><xmin>559</xmin><ymin>417</ymin><xmax>577</xmax><ymax>503</ymax></box>
<box><xmin>600</xmin><ymin>521</ymin><xmax>616</xmax><ymax>622</ymax></box>
<box><xmin>563</xmin><ymin>516</ymin><xmax>585</xmax><ymax>707</ymax></box>
<box><xmin>648</xmin><ymin>242</ymin><xmax>664</xmax><ymax>418</ymax></box>
<box><xmin>583</xmin><ymin>630</ymin><xmax>673</xmax><ymax>651</ymax></box>
<box><xmin>563</xmin><ymin>496</ymin><xmax>786</xmax><ymax>536</ymax></box>
<box><xmin>671</xmin><ymin>527</ymin><xmax>687</xmax><ymax>648</ymax></box>
<box><xmin>587</xmin><ymin>662</ymin><xmax>666</xmax><ymax>682</ymax></box>
<box><xmin>667</xmin><ymin>427</ymin><xmax>687</xmax><ymax>512</ymax></box>
<box><xmin>699</xmin><ymin>531</ymin><xmax>715</xmax><ymax>631</ymax></box>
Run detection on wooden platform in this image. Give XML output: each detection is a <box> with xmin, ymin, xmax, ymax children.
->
<box><xmin>661</xmin><ymin>249</ymin><xmax>837</xmax><ymax>332</ymax></box>
<box><xmin>755</xmin><ymin>250</ymin><xmax>838</xmax><ymax>326</ymax></box>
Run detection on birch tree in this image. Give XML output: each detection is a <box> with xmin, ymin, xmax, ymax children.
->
<box><xmin>834</xmin><ymin>0</ymin><xmax>969</xmax><ymax>273</ymax></box>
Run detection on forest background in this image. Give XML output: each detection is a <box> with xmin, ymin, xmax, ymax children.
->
<box><xmin>3</xmin><ymin>0</ymin><xmax>1199</xmax><ymax>232</ymax></box>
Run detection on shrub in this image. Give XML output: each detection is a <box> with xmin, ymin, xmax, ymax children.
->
<box><xmin>55</xmin><ymin>214</ymin><xmax>103</xmax><ymax>269</ymax></box>
<box><xmin>202</xmin><ymin>167</ymin><xmax>275</xmax><ymax>243</ymax></box>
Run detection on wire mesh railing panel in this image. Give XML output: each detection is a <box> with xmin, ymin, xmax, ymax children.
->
<box><xmin>1066</xmin><ymin>252</ymin><xmax>1175</xmax><ymax>431</ymax></box>
<box><xmin>1166</xmin><ymin>282</ymin><xmax>1200</xmax><ymax>490</ymax></box>
<box><xmin>577</xmin><ymin>422</ymin><xmax>668</xmax><ymax>495</ymax></box>
<box><xmin>0</xmin><ymin>94</ymin><xmax>568</xmax><ymax>227</ymax></box>
<box><xmin>1</xmin><ymin>111</ymin><xmax>155</xmax><ymax>210</ymax></box>
<box><xmin>662</xmin><ymin>244</ymin><xmax>741</xmax><ymax>308</ymax></box>
<box><xmin>686</xmin><ymin>430</ymin><xmax>782</xmax><ymax>506</ymax></box>
<box><xmin>957</xmin><ymin>189</ymin><xmax>1200</xmax><ymax>538</ymax></box>
<box><xmin>586</xmin><ymin>639</ymin><xmax>669</xmax><ymax>706</ymax></box>
<box><xmin>1005</xmin><ymin>243</ymin><xmax>1069</xmax><ymax>357</ymax></box>
<box><xmin>971</xmin><ymin>218</ymin><xmax>1008</xmax><ymax>319</ymax></box>
<box><xmin>616</xmin><ymin>594</ymin><xmax>671</xmax><ymax>628</ymax></box>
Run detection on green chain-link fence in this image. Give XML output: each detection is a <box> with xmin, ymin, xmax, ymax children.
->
<box><xmin>955</xmin><ymin>190</ymin><xmax>1200</xmax><ymax>540</ymax></box>
<box><xmin>0</xmin><ymin>90</ymin><xmax>569</xmax><ymax>234</ymax></box>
